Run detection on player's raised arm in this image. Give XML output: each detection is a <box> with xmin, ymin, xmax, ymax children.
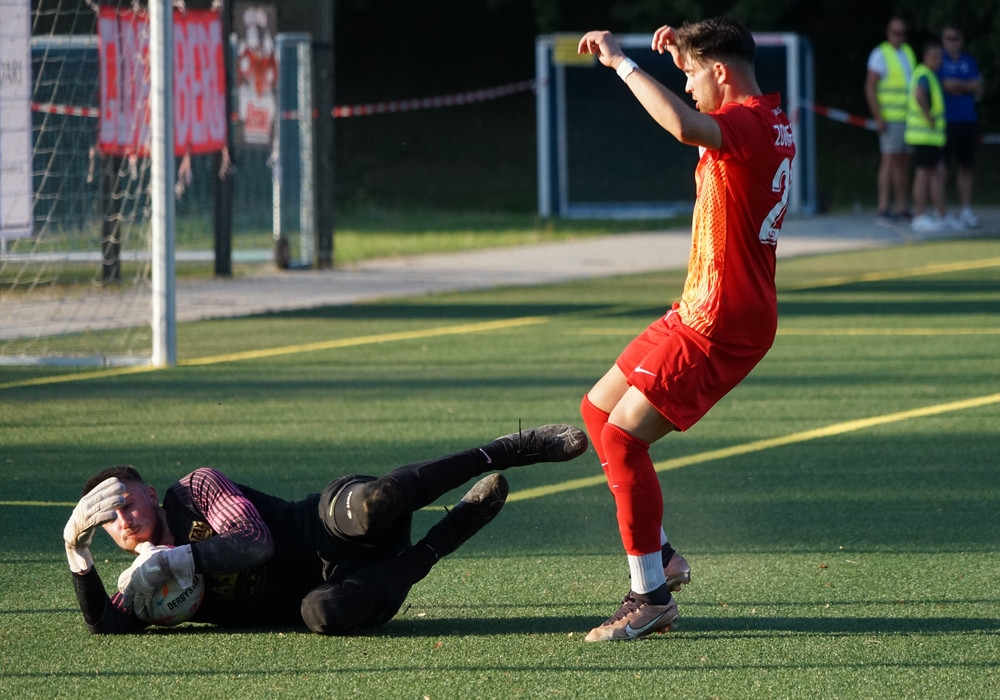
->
<box><xmin>63</xmin><ymin>477</ymin><xmax>125</xmax><ymax>574</ymax></box>
<box><xmin>64</xmin><ymin>478</ymin><xmax>146</xmax><ymax>633</ymax></box>
<box><xmin>578</xmin><ymin>29</ymin><xmax>721</xmax><ymax>150</ymax></box>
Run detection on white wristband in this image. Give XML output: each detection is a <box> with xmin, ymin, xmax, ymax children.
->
<box><xmin>616</xmin><ymin>58</ymin><xmax>638</xmax><ymax>82</ymax></box>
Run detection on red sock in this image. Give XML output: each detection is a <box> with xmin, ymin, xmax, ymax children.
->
<box><xmin>601</xmin><ymin>423</ymin><xmax>663</xmax><ymax>555</ymax></box>
<box><xmin>580</xmin><ymin>394</ymin><xmax>611</xmax><ymax>477</ymax></box>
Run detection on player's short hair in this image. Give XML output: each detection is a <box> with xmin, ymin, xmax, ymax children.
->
<box><xmin>82</xmin><ymin>465</ymin><xmax>144</xmax><ymax>497</ymax></box>
<box><xmin>675</xmin><ymin>15</ymin><xmax>756</xmax><ymax>67</ymax></box>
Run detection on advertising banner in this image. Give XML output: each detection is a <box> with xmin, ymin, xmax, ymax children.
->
<box><xmin>0</xmin><ymin>0</ymin><xmax>32</xmax><ymax>241</ymax></box>
<box><xmin>98</xmin><ymin>6</ymin><xmax>227</xmax><ymax>157</ymax></box>
<box><xmin>233</xmin><ymin>3</ymin><xmax>278</xmax><ymax>149</ymax></box>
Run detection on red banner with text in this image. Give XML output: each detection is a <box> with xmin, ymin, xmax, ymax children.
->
<box><xmin>97</xmin><ymin>6</ymin><xmax>227</xmax><ymax>157</ymax></box>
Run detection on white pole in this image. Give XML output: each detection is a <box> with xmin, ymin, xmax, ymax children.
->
<box><xmin>297</xmin><ymin>39</ymin><xmax>315</xmax><ymax>267</ymax></box>
<box><xmin>785</xmin><ymin>33</ymin><xmax>802</xmax><ymax>216</ymax></box>
<box><xmin>150</xmin><ymin>0</ymin><xmax>176</xmax><ymax>367</ymax></box>
<box><xmin>535</xmin><ymin>37</ymin><xmax>551</xmax><ymax>218</ymax></box>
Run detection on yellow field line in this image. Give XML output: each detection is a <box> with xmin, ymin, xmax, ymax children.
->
<box><xmin>505</xmin><ymin>391</ymin><xmax>1000</xmax><ymax>503</ymax></box>
<box><xmin>0</xmin><ymin>363</ymin><xmax>161</xmax><ymax>390</ymax></box>
<box><xmin>13</xmin><ymin>392</ymin><xmax>995</xmax><ymax>509</ymax></box>
<box><xmin>178</xmin><ymin>316</ymin><xmax>550</xmax><ymax>366</ymax></box>
<box><xmin>777</xmin><ymin>328</ymin><xmax>1000</xmax><ymax>336</ymax></box>
<box><xmin>0</xmin><ymin>316</ymin><xmax>550</xmax><ymax>390</ymax></box>
<box><xmin>5</xmin><ymin>254</ymin><xmax>996</xmax><ymax>391</ymax></box>
<box><xmin>579</xmin><ymin>327</ymin><xmax>1000</xmax><ymax>336</ymax></box>
<box><xmin>782</xmin><ymin>256</ymin><xmax>1000</xmax><ymax>291</ymax></box>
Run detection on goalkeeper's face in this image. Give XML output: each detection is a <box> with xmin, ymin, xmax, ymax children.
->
<box><xmin>101</xmin><ymin>479</ymin><xmax>168</xmax><ymax>554</ymax></box>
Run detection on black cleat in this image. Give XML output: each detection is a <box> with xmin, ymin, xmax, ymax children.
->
<box><xmin>493</xmin><ymin>424</ymin><xmax>588</xmax><ymax>467</ymax></box>
<box><xmin>432</xmin><ymin>473</ymin><xmax>509</xmax><ymax>554</ymax></box>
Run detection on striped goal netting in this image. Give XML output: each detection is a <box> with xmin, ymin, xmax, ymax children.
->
<box><xmin>2</xmin><ymin>1</ymin><xmax>155</xmax><ymax>366</ymax></box>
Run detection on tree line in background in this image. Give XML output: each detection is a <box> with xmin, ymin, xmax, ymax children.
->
<box><xmin>30</xmin><ymin>0</ymin><xmax>996</xmax><ymax>127</ymax></box>
<box><xmin>317</xmin><ymin>0</ymin><xmax>996</xmax><ymax>128</ymax></box>
<box><xmin>29</xmin><ymin>0</ymin><xmax>997</xmax><ymax>211</ymax></box>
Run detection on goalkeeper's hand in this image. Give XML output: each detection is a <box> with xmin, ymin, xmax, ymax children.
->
<box><xmin>63</xmin><ymin>477</ymin><xmax>127</xmax><ymax>574</ymax></box>
<box><xmin>117</xmin><ymin>542</ymin><xmax>196</xmax><ymax>615</ymax></box>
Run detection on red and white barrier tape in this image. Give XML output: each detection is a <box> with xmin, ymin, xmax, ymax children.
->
<box><xmin>31</xmin><ymin>101</ymin><xmax>101</xmax><ymax>118</ymax></box>
<box><xmin>332</xmin><ymin>79</ymin><xmax>537</xmax><ymax>118</ymax></box>
<box><xmin>800</xmin><ymin>99</ymin><xmax>877</xmax><ymax>131</ymax></box>
<box><xmin>800</xmin><ymin>99</ymin><xmax>999</xmax><ymax>144</ymax></box>
<box><xmin>31</xmin><ymin>79</ymin><xmax>538</xmax><ymax>123</ymax></box>
<box><xmin>30</xmin><ymin>88</ymin><xmax>999</xmax><ymax>144</ymax></box>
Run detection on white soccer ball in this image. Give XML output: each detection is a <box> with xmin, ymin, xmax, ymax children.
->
<box><xmin>119</xmin><ymin>544</ymin><xmax>205</xmax><ymax>626</ymax></box>
<box><xmin>141</xmin><ymin>571</ymin><xmax>205</xmax><ymax>626</ymax></box>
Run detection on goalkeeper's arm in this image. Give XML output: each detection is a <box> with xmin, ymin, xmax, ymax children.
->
<box><xmin>171</xmin><ymin>467</ymin><xmax>276</xmax><ymax>574</ymax></box>
<box><xmin>63</xmin><ymin>477</ymin><xmax>145</xmax><ymax>633</ymax></box>
<box><xmin>72</xmin><ymin>566</ymin><xmax>147</xmax><ymax>634</ymax></box>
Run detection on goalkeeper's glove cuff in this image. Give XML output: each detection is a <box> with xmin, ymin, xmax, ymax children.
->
<box><xmin>164</xmin><ymin>544</ymin><xmax>196</xmax><ymax>588</ymax></box>
<box><xmin>65</xmin><ymin>544</ymin><xmax>93</xmax><ymax>574</ymax></box>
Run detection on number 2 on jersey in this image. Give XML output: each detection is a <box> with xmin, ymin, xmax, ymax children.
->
<box><xmin>759</xmin><ymin>157</ymin><xmax>791</xmax><ymax>245</ymax></box>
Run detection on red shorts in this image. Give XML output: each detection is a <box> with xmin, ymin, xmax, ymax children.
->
<box><xmin>616</xmin><ymin>310</ymin><xmax>772</xmax><ymax>431</ymax></box>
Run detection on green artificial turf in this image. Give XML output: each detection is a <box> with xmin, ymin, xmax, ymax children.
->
<box><xmin>1</xmin><ymin>239</ymin><xmax>999</xmax><ymax>698</ymax></box>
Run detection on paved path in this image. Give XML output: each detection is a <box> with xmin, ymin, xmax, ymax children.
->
<box><xmin>167</xmin><ymin>208</ymin><xmax>1000</xmax><ymax>323</ymax></box>
<box><xmin>1</xmin><ymin>209</ymin><xmax>996</xmax><ymax>342</ymax></box>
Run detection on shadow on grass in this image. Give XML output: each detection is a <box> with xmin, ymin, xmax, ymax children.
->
<box><xmin>386</xmin><ymin>612</ymin><xmax>1000</xmax><ymax>638</ymax></box>
<box><xmin>779</xmin><ymin>278</ymin><xmax>1000</xmax><ymax>318</ymax></box>
<box><xmin>124</xmin><ymin>610</ymin><xmax>1000</xmax><ymax>639</ymax></box>
<box><xmin>9</xmin><ymin>610</ymin><xmax>996</xmax><ymax>640</ymax></box>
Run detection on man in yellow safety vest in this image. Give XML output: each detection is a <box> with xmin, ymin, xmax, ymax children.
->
<box><xmin>864</xmin><ymin>16</ymin><xmax>916</xmax><ymax>225</ymax></box>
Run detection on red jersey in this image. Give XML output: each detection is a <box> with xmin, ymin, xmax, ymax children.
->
<box><xmin>677</xmin><ymin>93</ymin><xmax>795</xmax><ymax>347</ymax></box>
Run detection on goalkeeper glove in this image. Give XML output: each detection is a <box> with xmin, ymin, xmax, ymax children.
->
<box><xmin>117</xmin><ymin>542</ymin><xmax>197</xmax><ymax>615</ymax></box>
<box><xmin>63</xmin><ymin>477</ymin><xmax>127</xmax><ymax>574</ymax></box>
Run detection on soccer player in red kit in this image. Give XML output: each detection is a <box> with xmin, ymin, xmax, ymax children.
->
<box><xmin>577</xmin><ymin>16</ymin><xmax>795</xmax><ymax>641</ymax></box>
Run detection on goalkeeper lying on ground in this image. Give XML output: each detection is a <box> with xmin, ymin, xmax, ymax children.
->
<box><xmin>64</xmin><ymin>425</ymin><xmax>587</xmax><ymax>635</ymax></box>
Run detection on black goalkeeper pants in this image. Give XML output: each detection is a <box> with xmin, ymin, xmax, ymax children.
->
<box><xmin>300</xmin><ymin>439</ymin><xmax>508</xmax><ymax>635</ymax></box>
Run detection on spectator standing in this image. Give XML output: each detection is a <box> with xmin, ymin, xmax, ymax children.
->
<box><xmin>939</xmin><ymin>25</ymin><xmax>982</xmax><ymax>228</ymax></box>
<box><xmin>905</xmin><ymin>40</ymin><xmax>953</xmax><ymax>233</ymax></box>
<box><xmin>865</xmin><ymin>16</ymin><xmax>916</xmax><ymax>225</ymax></box>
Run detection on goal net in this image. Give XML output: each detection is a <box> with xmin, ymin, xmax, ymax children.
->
<box><xmin>536</xmin><ymin>32</ymin><xmax>817</xmax><ymax>219</ymax></box>
<box><xmin>0</xmin><ymin>2</ymin><xmax>158</xmax><ymax>366</ymax></box>
<box><xmin>0</xmin><ymin>0</ymin><xmax>292</xmax><ymax>367</ymax></box>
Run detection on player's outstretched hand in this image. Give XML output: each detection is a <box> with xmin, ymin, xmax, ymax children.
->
<box><xmin>118</xmin><ymin>543</ymin><xmax>197</xmax><ymax>615</ymax></box>
<box><xmin>577</xmin><ymin>30</ymin><xmax>625</xmax><ymax>69</ymax></box>
<box><xmin>63</xmin><ymin>477</ymin><xmax>126</xmax><ymax>574</ymax></box>
<box><xmin>651</xmin><ymin>25</ymin><xmax>683</xmax><ymax>69</ymax></box>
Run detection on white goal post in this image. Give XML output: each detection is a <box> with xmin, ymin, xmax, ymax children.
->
<box><xmin>149</xmin><ymin>0</ymin><xmax>176</xmax><ymax>368</ymax></box>
<box><xmin>1</xmin><ymin>1</ymin><xmax>319</xmax><ymax>367</ymax></box>
<box><xmin>536</xmin><ymin>32</ymin><xmax>817</xmax><ymax>219</ymax></box>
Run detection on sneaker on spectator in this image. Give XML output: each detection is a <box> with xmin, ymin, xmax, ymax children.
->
<box><xmin>911</xmin><ymin>214</ymin><xmax>943</xmax><ymax>233</ymax></box>
<box><xmin>942</xmin><ymin>213</ymin><xmax>965</xmax><ymax>231</ymax></box>
<box><xmin>875</xmin><ymin>210</ymin><xmax>896</xmax><ymax>226</ymax></box>
<box><xmin>960</xmin><ymin>208</ymin><xmax>980</xmax><ymax>228</ymax></box>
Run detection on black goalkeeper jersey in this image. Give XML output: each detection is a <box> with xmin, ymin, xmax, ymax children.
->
<box><xmin>73</xmin><ymin>468</ymin><xmax>330</xmax><ymax>634</ymax></box>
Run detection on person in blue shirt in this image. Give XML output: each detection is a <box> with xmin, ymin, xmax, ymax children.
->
<box><xmin>939</xmin><ymin>25</ymin><xmax>982</xmax><ymax>228</ymax></box>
